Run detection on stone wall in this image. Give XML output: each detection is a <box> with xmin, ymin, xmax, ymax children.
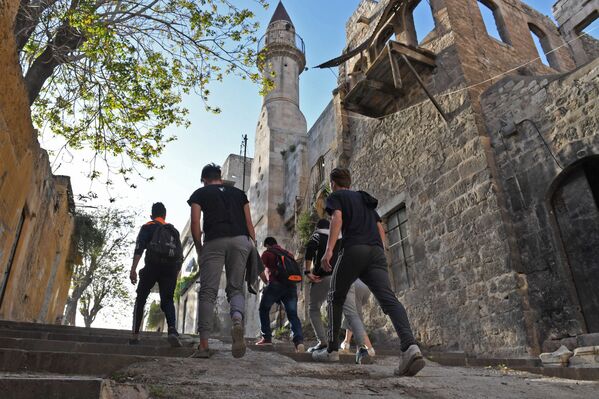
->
<box><xmin>481</xmin><ymin>59</ymin><xmax>599</xmax><ymax>350</ymax></box>
<box><xmin>293</xmin><ymin>0</ymin><xmax>585</xmax><ymax>357</ymax></box>
<box><xmin>0</xmin><ymin>1</ymin><xmax>75</xmax><ymax>323</ymax></box>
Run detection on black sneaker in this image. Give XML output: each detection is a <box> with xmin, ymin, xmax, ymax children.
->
<box><xmin>356</xmin><ymin>346</ymin><xmax>373</xmax><ymax>365</ymax></box>
<box><xmin>129</xmin><ymin>337</ymin><xmax>140</xmax><ymax>345</ymax></box>
<box><xmin>167</xmin><ymin>328</ymin><xmax>182</xmax><ymax>348</ymax></box>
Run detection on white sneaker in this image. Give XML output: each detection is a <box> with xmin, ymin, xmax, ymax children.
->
<box><xmin>312</xmin><ymin>348</ymin><xmax>340</xmax><ymax>362</ymax></box>
<box><xmin>339</xmin><ymin>341</ymin><xmax>351</xmax><ymax>354</ymax></box>
<box><xmin>367</xmin><ymin>347</ymin><xmax>376</xmax><ymax>357</ymax></box>
<box><xmin>395</xmin><ymin>344</ymin><xmax>425</xmax><ymax>377</ymax></box>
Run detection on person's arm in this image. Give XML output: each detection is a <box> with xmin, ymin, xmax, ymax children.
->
<box><xmin>259</xmin><ymin>271</ymin><xmax>268</xmax><ymax>285</ymax></box>
<box><xmin>322</xmin><ymin>210</ymin><xmax>342</xmax><ymax>272</ymax></box>
<box><xmin>304</xmin><ymin>235</ymin><xmax>320</xmax><ymax>282</ymax></box>
<box><xmin>243</xmin><ymin>203</ymin><xmax>256</xmax><ymax>242</ymax></box>
<box><xmin>191</xmin><ymin>203</ymin><xmax>203</xmax><ymax>257</ymax></box>
<box><xmin>130</xmin><ymin>227</ymin><xmax>147</xmax><ymax>284</ymax></box>
<box><xmin>377</xmin><ymin>222</ymin><xmax>387</xmax><ymax>250</ymax></box>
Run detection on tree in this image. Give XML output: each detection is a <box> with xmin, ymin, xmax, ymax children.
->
<box><xmin>15</xmin><ymin>0</ymin><xmax>270</xmax><ymax>186</ymax></box>
<box><xmin>145</xmin><ymin>300</ymin><xmax>163</xmax><ymax>331</ymax></box>
<box><xmin>79</xmin><ymin>260</ymin><xmax>130</xmax><ymax>327</ymax></box>
<box><xmin>64</xmin><ymin>207</ymin><xmax>135</xmax><ymax>325</ymax></box>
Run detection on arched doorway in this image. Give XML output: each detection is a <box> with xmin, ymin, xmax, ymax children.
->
<box><xmin>551</xmin><ymin>156</ymin><xmax>599</xmax><ymax>333</ymax></box>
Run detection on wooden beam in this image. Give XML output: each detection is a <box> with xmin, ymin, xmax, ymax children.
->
<box><xmin>388</xmin><ymin>48</ymin><xmax>403</xmax><ymax>90</ymax></box>
<box><xmin>362</xmin><ymin>79</ymin><xmax>402</xmax><ymax>97</ymax></box>
<box><xmin>389</xmin><ymin>40</ymin><xmax>436</xmax><ymax>67</ymax></box>
<box><xmin>400</xmin><ymin>54</ymin><xmax>448</xmax><ymax>122</ymax></box>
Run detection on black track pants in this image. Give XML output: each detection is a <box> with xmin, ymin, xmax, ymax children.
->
<box><xmin>327</xmin><ymin>245</ymin><xmax>417</xmax><ymax>352</ymax></box>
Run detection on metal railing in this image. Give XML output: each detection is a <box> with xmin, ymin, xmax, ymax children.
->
<box><xmin>258</xmin><ymin>29</ymin><xmax>306</xmax><ymax>54</ymax></box>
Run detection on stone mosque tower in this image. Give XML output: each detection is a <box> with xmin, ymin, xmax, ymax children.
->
<box><xmin>249</xmin><ymin>1</ymin><xmax>307</xmax><ymax>249</ymax></box>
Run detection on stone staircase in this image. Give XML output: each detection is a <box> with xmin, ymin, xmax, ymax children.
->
<box><xmin>0</xmin><ymin>320</ymin><xmax>197</xmax><ymax>399</ymax></box>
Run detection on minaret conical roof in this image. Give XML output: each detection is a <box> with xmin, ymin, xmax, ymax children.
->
<box><xmin>269</xmin><ymin>1</ymin><xmax>293</xmax><ymax>26</ymax></box>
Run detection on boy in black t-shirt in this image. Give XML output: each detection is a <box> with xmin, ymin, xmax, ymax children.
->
<box><xmin>311</xmin><ymin>168</ymin><xmax>425</xmax><ymax>377</ymax></box>
<box><xmin>187</xmin><ymin>163</ymin><xmax>256</xmax><ymax>359</ymax></box>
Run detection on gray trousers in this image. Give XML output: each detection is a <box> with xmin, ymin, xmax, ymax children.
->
<box><xmin>308</xmin><ymin>275</ymin><xmax>366</xmax><ymax>346</ymax></box>
<box><xmin>197</xmin><ymin>235</ymin><xmax>253</xmax><ymax>339</ymax></box>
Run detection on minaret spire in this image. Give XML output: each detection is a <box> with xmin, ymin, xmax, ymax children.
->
<box><xmin>269</xmin><ymin>1</ymin><xmax>294</xmax><ymax>26</ymax></box>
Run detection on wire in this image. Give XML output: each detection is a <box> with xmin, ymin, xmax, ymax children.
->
<box><xmin>338</xmin><ymin>24</ymin><xmax>599</xmax><ymax>123</ymax></box>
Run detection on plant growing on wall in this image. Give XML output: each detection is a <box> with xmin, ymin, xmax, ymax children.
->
<box><xmin>297</xmin><ymin>211</ymin><xmax>316</xmax><ymax>247</ymax></box>
<box><xmin>174</xmin><ymin>273</ymin><xmax>199</xmax><ymax>301</ymax></box>
<box><xmin>15</xmin><ymin>0</ymin><xmax>271</xmax><ymax>187</ymax></box>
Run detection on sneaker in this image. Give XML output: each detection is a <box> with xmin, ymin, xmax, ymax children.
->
<box><xmin>395</xmin><ymin>344</ymin><xmax>425</xmax><ymax>377</ymax></box>
<box><xmin>167</xmin><ymin>328</ymin><xmax>183</xmax><ymax>348</ymax></box>
<box><xmin>367</xmin><ymin>347</ymin><xmax>376</xmax><ymax>357</ymax></box>
<box><xmin>307</xmin><ymin>342</ymin><xmax>327</xmax><ymax>353</ymax></box>
<box><xmin>231</xmin><ymin>320</ymin><xmax>246</xmax><ymax>358</ymax></box>
<box><xmin>189</xmin><ymin>347</ymin><xmax>214</xmax><ymax>359</ymax></box>
<box><xmin>312</xmin><ymin>348</ymin><xmax>340</xmax><ymax>362</ymax></box>
<box><xmin>128</xmin><ymin>337</ymin><xmax>140</xmax><ymax>345</ymax></box>
<box><xmin>339</xmin><ymin>341</ymin><xmax>351</xmax><ymax>354</ymax></box>
<box><xmin>356</xmin><ymin>346</ymin><xmax>373</xmax><ymax>365</ymax></box>
<box><xmin>255</xmin><ymin>337</ymin><xmax>273</xmax><ymax>346</ymax></box>
<box><xmin>295</xmin><ymin>343</ymin><xmax>305</xmax><ymax>353</ymax></box>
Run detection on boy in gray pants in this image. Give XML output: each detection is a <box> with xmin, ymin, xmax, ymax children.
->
<box><xmin>304</xmin><ymin>219</ymin><xmax>372</xmax><ymax>364</ymax></box>
<box><xmin>188</xmin><ymin>163</ymin><xmax>256</xmax><ymax>359</ymax></box>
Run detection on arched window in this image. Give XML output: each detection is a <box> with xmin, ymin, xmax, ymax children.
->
<box><xmin>411</xmin><ymin>0</ymin><xmax>436</xmax><ymax>44</ymax></box>
<box><xmin>529</xmin><ymin>24</ymin><xmax>557</xmax><ymax>69</ymax></box>
<box><xmin>478</xmin><ymin>0</ymin><xmax>510</xmax><ymax>45</ymax></box>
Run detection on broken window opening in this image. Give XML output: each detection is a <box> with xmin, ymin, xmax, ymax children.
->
<box><xmin>576</xmin><ymin>11</ymin><xmax>599</xmax><ymax>39</ymax></box>
<box><xmin>410</xmin><ymin>0</ymin><xmax>436</xmax><ymax>45</ymax></box>
<box><xmin>478</xmin><ymin>0</ymin><xmax>510</xmax><ymax>45</ymax></box>
<box><xmin>528</xmin><ymin>24</ymin><xmax>553</xmax><ymax>68</ymax></box>
<box><xmin>386</xmin><ymin>206</ymin><xmax>413</xmax><ymax>293</ymax></box>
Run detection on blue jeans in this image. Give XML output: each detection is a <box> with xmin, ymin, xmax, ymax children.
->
<box><xmin>259</xmin><ymin>282</ymin><xmax>303</xmax><ymax>344</ymax></box>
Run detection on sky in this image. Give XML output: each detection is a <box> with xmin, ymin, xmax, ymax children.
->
<box><xmin>43</xmin><ymin>0</ymin><xmax>584</xmax><ymax>327</ymax></box>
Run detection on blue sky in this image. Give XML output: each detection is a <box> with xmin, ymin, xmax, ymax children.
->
<box><xmin>55</xmin><ymin>0</ymin><xmax>566</xmax><ymax>232</ymax></box>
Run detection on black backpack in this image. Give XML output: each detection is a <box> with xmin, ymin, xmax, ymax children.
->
<box><xmin>146</xmin><ymin>223</ymin><xmax>183</xmax><ymax>265</ymax></box>
<box><xmin>268</xmin><ymin>247</ymin><xmax>302</xmax><ymax>284</ymax></box>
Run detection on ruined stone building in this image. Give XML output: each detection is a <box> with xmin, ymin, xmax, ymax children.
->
<box><xmin>0</xmin><ymin>3</ymin><xmax>75</xmax><ymax>324</ymax></box>
<box><xmin>249</xmin><ymin>0</ymin><xmax>599</xmax><ymax>357</ymax></box>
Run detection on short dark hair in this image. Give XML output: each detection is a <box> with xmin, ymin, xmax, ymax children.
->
<box><xmin>263</xmin><ymin>237</ymin><xmax>278</xmax><ymax>247</ymax></box>
<box><xmin>316</xmin><ymin>219</ymin><xmax>330</xmax><ymax>229</ymax></box>
<box><xmin>330</xmin><ymin>168</ymin><xmax>351</xmax><ymax>188</ymax></box>
<box><xmin>151</xmin><ymin>202</ymin><xmax>166</xmax><ymax>218</ymax></box>
<box><xmin>201</xmin><ymin>163</ymin><xmax>222</xmax><ymax>182</ymax></box>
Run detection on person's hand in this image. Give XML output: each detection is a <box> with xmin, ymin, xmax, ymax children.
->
<box><xmin>306</xmin><ymin>272</ymin><xmax>321</xmax><ymax>283</ymax></box>
<box><xmin>129</xmin><ymin>269</ymin><xmax>138</xmax><ymax>285</ymax></box>
<box><xmin>195</xmin><ymin>243</ymin><xmax>203</xmax><ymax>259</ymax></box>
<box><xmin>321</xmin><ymin>250</ymin><xmax>333</xmax><ymax>272</ymax></box>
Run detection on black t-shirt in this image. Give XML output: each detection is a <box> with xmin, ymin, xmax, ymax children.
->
<box><xmin>304</xmin><ymin>229</ymin><xmax>341</xmax><ymax>277</ymax></box>
<box><xmin>325</xmin><ymin>189</ymin><xmax>383</xmax><ymax>249</ymax></box>
<box><xmin>187</xmin><ymin>184</ymin><xmax>250</xmax><ymax>242</ymax></box>
<box><xmin>134</xmin><ymin>221</ymin><xmax>161</xmax><ymax>257</ymax></box>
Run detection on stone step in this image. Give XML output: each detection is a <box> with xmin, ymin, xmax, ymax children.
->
<box><xmin>0</xmin><ymin>336</ymin><xmax>195</xmax><ymax>358</ymax></box>
<box><xmin>0</xmin><ymin>348</ymin><xmax>156</xmax><ymax>376</ymax></box>
<box><xmin>0</xmin><ymin>320</ymin><xmax>167</xmax><ymax>338</ymax></box>
<box><xmin>0</xmin><ymin>327</ymin><xmax>197</xmax><ymax>347</ymax></box>
<box><xmin>0</xmin><ymin>373</ymin><xmax>104</xmax><ymax>399</ymax></box>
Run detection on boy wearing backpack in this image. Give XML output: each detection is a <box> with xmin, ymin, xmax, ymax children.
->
<box><xmin>255</xmin><ymin>237</ymin><xmax>304</xmax><ymax>352</ymax></box>
<box><xmin>129</xmin><ymin>202</ymin><xmax>183</xmax><ymax>347</ymax></box>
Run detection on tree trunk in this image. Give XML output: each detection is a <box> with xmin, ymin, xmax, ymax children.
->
<box><xmin>24</xmin><ymin>23</ymin><xmax>83</xmax><ymax>104</ymax></box>
<box><xmin>14</xmin><ymin>0</ymin><xmax>60</xmax><ymax>53</ymax></box>
<box><xmin>64</xmin><ymin>296</ymin><xmax>78</xmax><ymax>325</ymax></box>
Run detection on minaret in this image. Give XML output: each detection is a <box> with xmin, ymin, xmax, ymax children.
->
<box><xmin>249</xmin><ymin>1</ymin><xmax>307</xmax><ymax>248</ymax></box>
